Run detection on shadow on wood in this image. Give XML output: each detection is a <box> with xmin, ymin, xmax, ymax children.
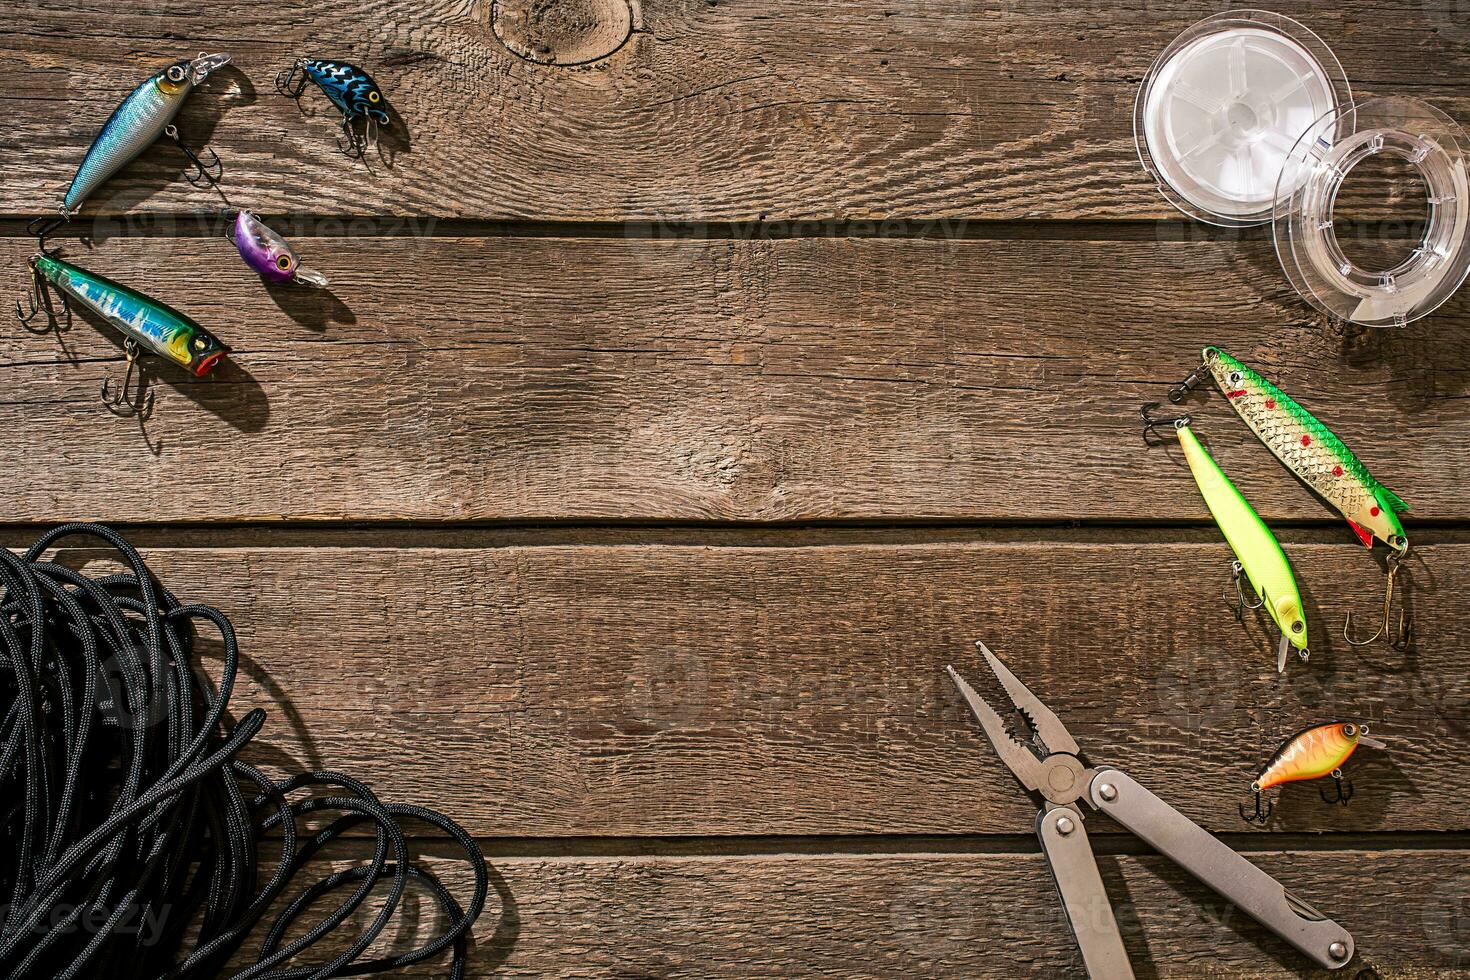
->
<box><xmin>264</xmin><ymin>278</ymin><xmax>357</xmax><ymax>333</ymax></box>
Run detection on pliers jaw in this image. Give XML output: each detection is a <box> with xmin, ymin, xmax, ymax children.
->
<box><xmin>948</xmin><ymin>642</ymin><xmax>1359</xmax><ymax>975</ymax></box>
<box><xmin>947</xmin><ymin>643</ymin><xmax>1092</xmax><ymax>806</ymax></box>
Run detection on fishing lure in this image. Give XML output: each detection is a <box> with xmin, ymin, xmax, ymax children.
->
<box><xmin>33</xmin><ymin>54</ymin><xmax>230</xmax><ymax>244</ymax></box>
<box><xmin>1172</xmin><ymin>347</ymin><xmax>1411</xmax><ymax>648</ymax></box>
<box><xmin>275</xmin><ymin>58</ymin><xmax>390</xmax><ymax>159</ymax></box>
<box><xmin>227</xmin><ymin>210</ymin><xmax>329</xmax><ymax>288</ymax></box>
<box><xmin>20</xmin><ymin>252</ymin><xmax>229</xmax><ymax>416</ymax></box>
<box><xmin>1240</xmin><ymin>722</ymin><xmax>1384</xmax><ymax>824</ymax></box>
<box><xmin>1143</xmin><ymin>405</ymin><xmax>1307</xmax><ymax>671</ymax></box>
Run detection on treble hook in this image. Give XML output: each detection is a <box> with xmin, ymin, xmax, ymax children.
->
<box><xmin>27</xmin><ymin>214</ymin><xmax>67</xmax><ymax>254</ymax></box>
<box><xmin>1238</xmin><ymin>788</ymin><xmax>1273</xmax><ymax>825</ymax></box>
<box><xmin>1169</xmin><ymin>364</ymin><xmax>1212</xmax><ymax>404</ymax></box>
<box><xmin>100</xmin><ymin>340</ymin><xmax>155</xmax><ymax>419</ymax></box>
<box><xmin>164</xmin><ymin>124</ymin><xmax>223</xmax><ymax>189</ymax></box>
<box><xmin>1344</xmin><ymin>550</ymin><xmax>1412</xmax><ymax>650</ymax></box>
<box><xmin>1318</xmin><ymin>769</ymin><xmax>1354</xmax><ymax>806</ymax></box>
<box><xmin>276</xmin><ymin>60</ymin><xmax>310</xmax><ymax>100</ymax></box>
<box><xmin>14</xmin><ymin>257</ymin><xmax>69</xmax><ymax>332</ymax></box>
<box><xmin>1141</xmin><ymin>401</ymin><xmax>1190</xmax><ymax>446</ymax></box>
<box><xmin>336</xmin><ymin>114</ymin><xmax>368</xmax><ymax>160</ymax></box>
<box><xmin>1225</xmin><ymin>560</ymin><xmax>1264</xmax><ymax>623</ymax></box>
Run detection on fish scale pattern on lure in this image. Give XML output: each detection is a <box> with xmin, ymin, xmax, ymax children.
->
<box><xmin>60</xmin><ymin>54</ymin><xmax>230</xmax><ymax>217</ymax></box>
<box><xmin>1197</xmin><ymin>347</ymin><xmax>1409</xmax><ymax>554</ymax></box>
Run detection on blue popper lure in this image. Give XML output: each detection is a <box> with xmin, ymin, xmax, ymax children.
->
<box><xmin>276</xmin><ymin>58</ymin><xmax>391</xmax><ymax>159</ymax></box>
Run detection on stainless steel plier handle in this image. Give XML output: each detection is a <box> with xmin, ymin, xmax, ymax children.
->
<box><xmin>948</xmin><ymin>646</ymin><xmax>1355</xmax><ymax>977</ymax></box>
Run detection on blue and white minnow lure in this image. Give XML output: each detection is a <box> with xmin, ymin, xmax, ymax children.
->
<box><xmin>44</xmin><ymin>54</ymin><xmax>230</xmax><ymax>233</ymax></box>
<box><xmin>275</xmin><ymin>58</ymin><xmax>391</xmax><ymax>159</ymax></box>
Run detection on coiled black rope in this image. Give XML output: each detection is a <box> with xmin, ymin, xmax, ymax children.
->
<box><xmin>0</xmin><ymin>524</ymin><xmax>488</xmax><ymax>979</ymax></box>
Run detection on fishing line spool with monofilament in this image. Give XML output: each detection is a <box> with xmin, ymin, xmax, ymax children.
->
<box><xmin>1135</xmin><ymin>9</ymin><xmax>1470</xmax><ymax>327</ymax></box>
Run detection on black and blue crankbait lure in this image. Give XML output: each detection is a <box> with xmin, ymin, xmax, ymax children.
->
<box><xmin>276</xmin><ymin>58</ymin><xmax>391</xmax><ymax>159</ymax></box>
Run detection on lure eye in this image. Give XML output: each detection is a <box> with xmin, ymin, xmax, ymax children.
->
<box><xmin>167</xmin><ymin>65</ymin><xmax>187</xmax><ymax>83</ymax></box>
<box><xmin>1228</xmin><ymin>372</ymin><xmax>1242</xmax><ymax>384</ymax></box>
<box><xmin>1343</xmin><ymin>724</ymin><xmax>1358</xmax><ymax>738</ymax></box>
<box><xmin>1290</xmin><ymin>620</ymin><xmax>1303</xmax><ymax>633</ymax></box>
<box><xmin>276</xmin><ymin>255</ymin><xmax>293</xmax><ymax>271</ymax></box>
<box><xmin>192</xmin><ymin>337</ymin><xmax>207</xmax><ymax>351</ymax></box>
<box><xmin>368</xmin><ymin>91</ymin><xmax>381</xmax><ymax>103</ymax></box>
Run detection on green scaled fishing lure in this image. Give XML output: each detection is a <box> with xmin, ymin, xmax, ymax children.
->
<box><xmin>1173</xmin><ymin>347</ymin><xmax>1411</xmax><ymax>649</ymax></box>
<box><xmin>1177</xmin><ymin>347</ymin><xmax>1408</xmax><ymax>553</ymax></box>
<box><xmin>1144</xmin><ymin>405</ymin><xmax>1308</xmax><ymax>671</ymax></box>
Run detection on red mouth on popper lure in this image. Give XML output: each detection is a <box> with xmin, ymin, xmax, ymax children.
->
<box><xmin>1240</xmin><ymin>722</ymin><xmax>1385</xmax><ymax>825</ymax></box>
<box><xmin>1171</xmin><ymin>347</ymin><xmax>1413</xmax><ymax>650</ymax></box>
<box><xmin>226</xmin><ymin>210</ymin><xmax>328</xmax><ymax>288</ymax></box>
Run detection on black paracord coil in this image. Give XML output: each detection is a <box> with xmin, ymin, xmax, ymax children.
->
<box><xmin>0</xmin><ymin>524</ymin><xmax>488</xmax><ymax>979</ymax></box>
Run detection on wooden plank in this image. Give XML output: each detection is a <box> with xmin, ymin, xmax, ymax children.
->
<box><xmin>2</xmin><ymin>235</ymin><xmax>1464</xmax><ymax>523</ymax></box>
<box><xmin>52</xmin><ymin>541</ymin><xmax>1468</xmax><ymax>838</ymax></box>
<box><xmin>2</xmin><ymin>1</ymin><xmax>1468</xmax><ymax>221</ymax></box>
<box><xmin>235</xmin><ymin>847</ymin><xmax>1470</xmax><ymax>977</ymax></box>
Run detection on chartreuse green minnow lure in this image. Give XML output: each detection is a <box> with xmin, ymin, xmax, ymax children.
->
<box><xmin>1172</xmin><ymin>347</ymin><xmax>1411</xmax><ymax>649</ymax></box>
<box><xmin>1144</xmin><ymin>405</ymin><xmax>1307</xmax><ymax>672</ymax></box>
<box><xmin>19</xmin><ymin>252</ymin><xmax>229</xmax><ymax>417</ymax></box>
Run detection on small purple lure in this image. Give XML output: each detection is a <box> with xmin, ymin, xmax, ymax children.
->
<box><xmin>227</xmin><ymin>210</ymin><xmax>328</xmax><ymax>288</ymax></box>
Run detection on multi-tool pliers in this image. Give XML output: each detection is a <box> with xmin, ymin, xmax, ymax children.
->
<box><xmin>947</xmin><ymin>643</ymin><xmax>1357</xmax><ymax>978</ymax></box>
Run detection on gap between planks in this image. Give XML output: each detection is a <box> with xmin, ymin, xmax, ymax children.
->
<box><xmin>0</xmin><ymin>215</ymin><xmax>1427</xmax><ymax>244</ymax></box>
<box><xmin>249</xmin><ymin>830</ymin><xmax>1470</xmax><ymax>859</ymax></box>
<box><xmin>457</xmin><ymin>830</ymin><xmax>1470</xmax><ymax>861</ymax></box>
<box><xmin>4</xmin><ymin>521</ymin><xmax>1469</xmax><ymax>551</ymax></box>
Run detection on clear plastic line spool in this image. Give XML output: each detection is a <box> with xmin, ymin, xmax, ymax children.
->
<box><xmin>1135</xmin><ymin>10</ymin><xmax>1351</xmax><ymax>227</ymax></box>
<box><xmin>1273</xmin><ymin>97</ymin><xmax>1470</xmax><ymax>328</ymax></box>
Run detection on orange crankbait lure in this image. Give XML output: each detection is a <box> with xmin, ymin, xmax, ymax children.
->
<box><xmin>1241</xmin><ymin>722</ymin><xmax>1384</xmax><ymax>824</ymax></box>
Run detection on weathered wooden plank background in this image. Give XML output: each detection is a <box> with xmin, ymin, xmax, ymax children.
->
<box><xmin>4</xmin><ymin>0</ymin><xmax>1469</xmax><ymax>976</ymax></box>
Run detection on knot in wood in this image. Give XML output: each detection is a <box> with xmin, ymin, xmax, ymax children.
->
<box><xmin>491</xmin><ymin>0</ymin><xmax>635</xmax><ymax>66</ymax></box>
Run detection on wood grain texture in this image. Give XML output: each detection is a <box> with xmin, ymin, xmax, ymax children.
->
<box><xmin>2</xmin><ymin>235</ymin><xmax>1465</xmax><ymax>523</ymax></box>
<box><xmin>2</xmin><ymin>1</ymin><xmax>1468</xmax><ymax>222</ymax></box>
<box><xmin>239</xmin><ymin>846</ymin><xmax>1470</xmax><ymax>977</ymax></box>
<box><xmin>51</xmin><ymin>540</ymin><xmax>1466</xmax><ymax>839</ymax></box>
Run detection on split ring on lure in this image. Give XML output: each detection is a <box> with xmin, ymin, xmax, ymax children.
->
<box><xmin>1172</xmin><ymin>347</ymin><xmax>1412</xmax><ymax>650</ymax></box>
<box><xmin>19</xmin><ymin>252</ymin><xmax>229</xmax><ymax>416</ymax></box>
<box><xmin>31</xmin><ymin>54</ymin><xmax>231</xmax><ymax>247</ymax></box>
<box><xmin>275</xmin><ymin>58</ymin><xmax>391</xmax><ymax>159</ymax></box>
<box><xmin>1240</xmin><ymin>722</ymin><xmax>1385</xmax><ymax>825</ymax></box>
<box><xmin>227</xmin><ymin>210</ymin><xmax>329</xmax><ymax>288</ymax></box>
<box><xmin>1143</xmin><ymin>404</ymin><xmax>1308</xmax><ymax>672</ymax></box>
